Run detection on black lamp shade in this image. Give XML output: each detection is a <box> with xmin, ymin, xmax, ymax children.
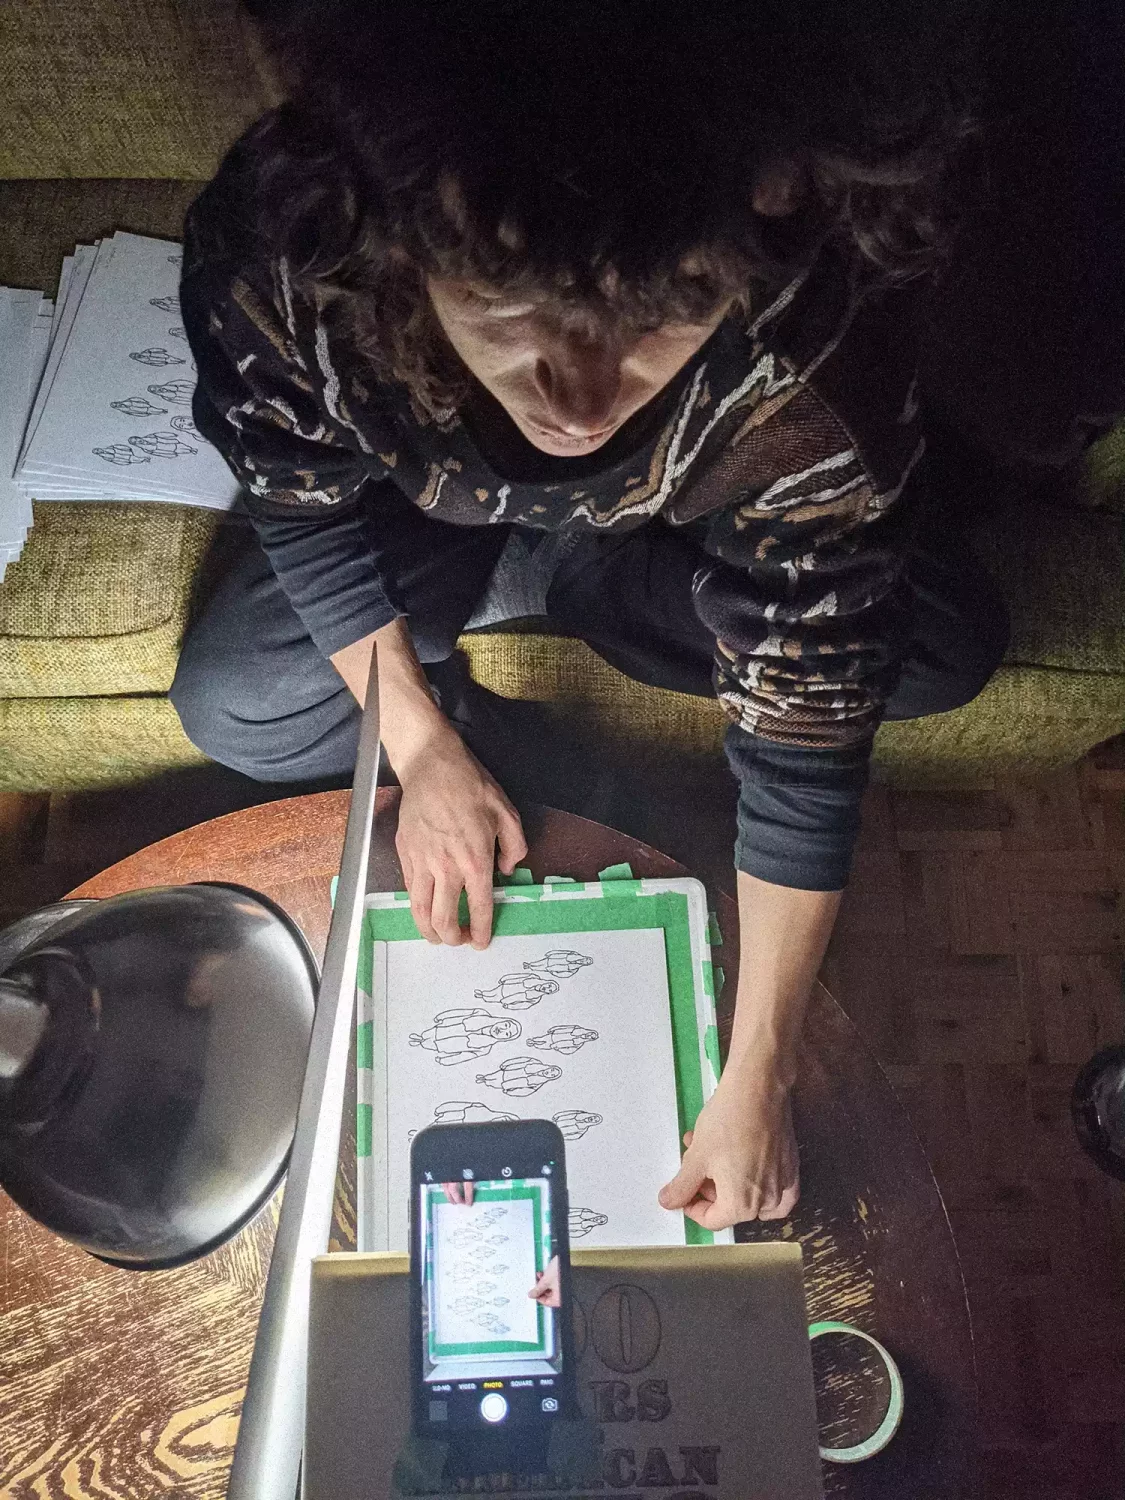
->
<box><xmin>0</xmin><ymin>884</ymin><xmax>318</xmax><ymax>1269</ymax></box>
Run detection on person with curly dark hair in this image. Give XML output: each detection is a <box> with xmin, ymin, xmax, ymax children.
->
<box><xmin>172</xmin><ymin>0</ymin><xmax>1007</xmax><ymax>1230</ymax></box>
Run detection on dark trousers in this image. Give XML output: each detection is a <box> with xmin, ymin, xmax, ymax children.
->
<box><xmin>171</xmin><ymin>490</ymin><xmax>1009</xmax><ymax>781</ymax></box>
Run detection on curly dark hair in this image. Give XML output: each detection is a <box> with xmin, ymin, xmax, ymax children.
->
<box><xmin>241</xmin><ymin>0</ymin><xmax>980</xmax><ymax>416</ymax></box>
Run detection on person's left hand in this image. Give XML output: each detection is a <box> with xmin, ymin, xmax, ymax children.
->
<box><xmin>442</xmin><ymin>1180</ymin><xmax>475</xmax><ymax>1206</ymax></box>
<box><xmin>657</xmin><ymin>1072</ymin><xmax>799</xmax><ymax>1229</ymax></box>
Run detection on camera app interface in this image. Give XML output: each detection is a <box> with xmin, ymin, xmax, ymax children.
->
<box><xmin>419</xmin><ymin>1173</ymin><xmax>563</xmax><ymax>1430</ymax></box>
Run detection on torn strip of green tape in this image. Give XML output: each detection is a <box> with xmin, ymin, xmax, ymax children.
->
<box><xmin>706</xmin><ymin>910</ymin><xmax>723</xmax><ymax>945</ymax></box>
<box><xmin>357</xmin><ymin>1019</ymin><xmax>373</xmax><ymax>1071</ymax></box>
<box><xmin>357</xmin><ymin>1102</ymin><xmax>372</xmax><ymax>1159</ymax></box>
<box><xmin>704</xmin><ymin>1024</ymin><xmax>721</xmax><ymax>1081</ymax></box>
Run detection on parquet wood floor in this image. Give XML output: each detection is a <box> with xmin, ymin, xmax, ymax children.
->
<box><xmin>1</xmin><ymin>739</ymin><xmax>1123</xmax><ymax>1498</ymax></box>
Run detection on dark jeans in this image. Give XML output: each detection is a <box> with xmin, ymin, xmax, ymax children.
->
<box><xmin>171</xmin><ymin>492</ymin><xmax>1009</xmax><ymax>781</ymax></box>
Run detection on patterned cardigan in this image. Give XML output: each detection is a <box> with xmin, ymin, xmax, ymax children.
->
<box><xmin>181</xmin><ymin>120</ymin><xmax>927</xmax><ymax>890</ymax></box>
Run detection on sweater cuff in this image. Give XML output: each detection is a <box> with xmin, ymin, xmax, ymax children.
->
<box><xmin>726</xmin><ymin>725</ymin><xmax>871</xmax><ymax>892</ymax></box>
<box><xmin>249</xmin><ymin>507</ymin><xmax>401</xmax><ymax>659</ymax></box>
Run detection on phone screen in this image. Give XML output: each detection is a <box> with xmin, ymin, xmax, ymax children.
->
<box><xmin>410</xmin><ymin>1122</ymin><xmax>573</xmax><ymax>1438</ymax></box>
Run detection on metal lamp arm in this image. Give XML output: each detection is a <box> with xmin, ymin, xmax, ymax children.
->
<box><xmin>227</xmin><ymin>649</ymin><xmax>382</xmax><ymax>1500</ymax></box>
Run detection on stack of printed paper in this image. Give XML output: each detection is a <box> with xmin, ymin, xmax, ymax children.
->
<box><xmin>0</xmin><ymin>289</ymin><xmax>50</xmax><ymax>581</ymax></box>
<box><xmin>6</xmin><ymin>231</ymin><xmax>240</xmax><ymax>523</ymax></box>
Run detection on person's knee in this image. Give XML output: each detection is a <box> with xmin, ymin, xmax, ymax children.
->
<box><xmin>170</xmin><ymin>639</ymin><xmax>269</xmax><ymax>777</ymax></box>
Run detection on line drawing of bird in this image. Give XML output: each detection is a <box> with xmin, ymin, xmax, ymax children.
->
<box><xmin>146</xmin><ymin>379</ymin><xmax>194</xmax><ymax>405</ymax></box>
<box><xmin>472</xmin><ymin>1313</ymin><xmax>510</xmax><ymax>1336</ymax></box>
<box><xmin>127</xmin><ymin>430</ymin><xmax>197</xmax><ymax>458</ymax></box>
<box><xmin>432</xmin><ymin>1101</ymin><xmax>518</xmax><ymax>1126</ymax></box>
<box><xmin>167</xmin><ymin>325</ymin><xmax>189</xmax><ymax>340</ymax></box>
<box><xmin>475</xmin><ymin>1057</ymin><xmax>563</xmax><ymax>1097</ymax></box>
<box><xmin>553</xmin><ymin>1110</ymin><xmax>604</xmax><ymax>1141</ymax></box>
<box><xmin>522</xmin><ymin>949</ymin><xmax>594</xmax><ymax>979</ymax></box>
<box><xmin>528</xmin><ymin>1024</ymin><xmax>599</xmax><ymax>1055</ymax></box>
<box><xmin>569</xmin><ymin>1208</ymin><xmax>609</xmax><ymax>1238</ymax></box>
<box><xmin>149</xmin><ymin>295</ymin><xmax>179</xmax><ymax>312</ymax></box>
<box><xmin>169</xmin><ymin>414</ymin><xmax>200</xmax><ymax>435</ymax></box>
<box><xmin>129</xmin><ymin>347</ymin><xmax>185</xmax><ymax>367</ymax></box>
<box><xmin>474</xmin><ymin>974</ymin><xmax>560</xmax><ymax>1009</ymax></box>
<box><xmin>110</xmin><ymin>396</ymin><xmax>167</xmax><ymax>416</ymax></box>
<box><xmin>93</xmin><ymin>444</ymin><xmax>149</xmax><ymax>466</ymax></box>
<box><xmin>409</xmin><ymin>1008</ymin><xmax>521</xmax><ymax>1066</ymax></box>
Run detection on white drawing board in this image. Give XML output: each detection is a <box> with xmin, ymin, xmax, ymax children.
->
<box><xmin>357</xmin><ymin>874</ymin><xmax>731</xmax><ymax>1253</ymax></box>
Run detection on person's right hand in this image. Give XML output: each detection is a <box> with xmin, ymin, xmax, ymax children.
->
<box><xmin>395</xmin><ymin>722</ymin><xmax>527</xmax><ymax>949</ymax></box>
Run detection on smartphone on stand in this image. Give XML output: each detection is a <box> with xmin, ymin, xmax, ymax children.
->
<box><xmin>409</xmin><ymin>1119</ymin><xmax>577</xmax><ymax>1476</ymax></box>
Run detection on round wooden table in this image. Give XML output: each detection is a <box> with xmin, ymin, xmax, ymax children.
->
<box><xmin>0</xmin><ymin>791</ymin><xmax>976</xmax><ymax>1499</ymax></box>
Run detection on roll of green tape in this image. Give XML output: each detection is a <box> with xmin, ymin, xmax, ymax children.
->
<box><xmin>808</xmin><ymin>1321</ymin><xmax>905</xmax><ymax>1464</ymax></box>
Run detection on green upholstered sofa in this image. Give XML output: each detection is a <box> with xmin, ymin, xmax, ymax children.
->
<box><xmin>1</xmin><ymin>0</ymin><xmax>1123</xmax><ymax>793</ymax></box>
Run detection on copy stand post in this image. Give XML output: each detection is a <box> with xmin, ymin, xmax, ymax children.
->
<box><xmin>226</xmin><ymin>652</ymin><xmax>382</xmax><ymax>1500</ymax></box>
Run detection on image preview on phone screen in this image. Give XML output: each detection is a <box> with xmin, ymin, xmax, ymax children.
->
<box><xmin>419</xmin><ymin>1174</ymin><xmax>563</xmax><ymax>1430</ymax></box>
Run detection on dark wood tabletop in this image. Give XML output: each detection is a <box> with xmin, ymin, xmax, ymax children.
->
<box><xmin>0</xmin><ymin>789</ymin><xmax>976</xmax><ymax>1498</ymax></box>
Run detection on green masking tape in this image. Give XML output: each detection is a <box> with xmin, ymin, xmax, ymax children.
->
<box><xmin>808</xmin><ymin>1321</ymin><xmax>904</xmax><ymax>1464</ymax></box>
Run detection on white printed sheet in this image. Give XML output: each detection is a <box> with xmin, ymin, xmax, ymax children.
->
<box><xmin>368</xmin><ymin>927</ymin><xmax>685</xmax><ymax>1253</ymax></box>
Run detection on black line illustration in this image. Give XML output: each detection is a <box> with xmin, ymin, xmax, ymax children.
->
<box><xmin>522</xmin><ymin>949</ymin><xmax>593</xmax><ymax>979</ymax></box>
<box><xmin>93</xmin><ymin>444</ymin><xmax>150</xmax><ymax>466</ymax></box>
<box><xmin>433</xmin><ymin>1101</ymin><xmax>518</xmax><ymax>1127</ymax></box>
<box><xmin>528</xmin><ymin>1024</ymin><xmax>599</xmax><ymax>1055</ymax></box>
<box><xmin>451</xmin><ymin>1262</ymin><xmax>490</xmax><ymax>1285</ymax></box>
<box><xmin>409</xmin><ymin>1008</ymin><xmax>520</xmax><ymax>1066</ymax></box>
<box><xmin>472</xmin><ymin>1312</ymin><xmax>511</xmax><ymax>1336</ymax></box>
<box><xmin>475</xmin><ymin>1057</ymin><xmax>562</xmax><ymax>1096</ymax></box>
<box><xmin>484</xmin><ymin>1234</ymin><xmax>509</xmax><ymax>1246</ymax></box>
<box><xmin>127</xmin><ymin>430</ymin><xmax>198</xmax><ymax>458</ymax></box>
<box><xmin>110</xmin><ymin>396</ymin><xmax>167</xmax><ymax>417</ymax></box>
<box><xmin>149</xmin><ymin>296</ymin><xmax>179</xmax><ymax>313</ymax></box>
<box><xmin>147</xmin><ymin>379</ymin><xmax>194</xmax><ymax>405</ymax></box>
<box><xmin>569</xmin><ymin>1208</ymin><xmax>609</xmax><ymax>1238</ymax></box>
<box><xmin>167</xmin><ymin>325</ymin><xmax>188</xmax><ymax>340</ymax></box>
<box><xmin>167</xmin><ymin>254</ymin><xmax>182</xmax><ymax>265</ymax></box>
<box><xmin>129</xmin><ymin>348</ymin><xmax>186</xmax><ymax>367</ymax></box>
<box><xmin>474</xmin><ymin>974</ymin><xmax>559</xmax><ymax>1009</ymax></box>
<box><xmin>553</xmin><ymin>1110</ymin><xmax>603</xmax><ymax>1141</ymax></box>
<box><xmin>451</xmin><ymin>1294</ymin><xmax>510</xmax><ymax>1314</ymax></box>
<box><xmin>169</xmin><ymin>414</ymin><xmax>200</xmax><ymax>435</ymax></box>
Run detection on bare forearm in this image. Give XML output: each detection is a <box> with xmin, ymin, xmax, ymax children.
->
<box><xmin>329</xmin><ymin>622</ymin><xmax>526</xmax><ymax>947</ymax></box>
<box><xmin>727</xmin><ymin>871</ymin><xmax>842</xmax><ymax>1088</ymax></box>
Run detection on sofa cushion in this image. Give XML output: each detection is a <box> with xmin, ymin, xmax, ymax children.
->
<box><xmin>0</xmin><ymin>178</ymin><xmax>203</xmax><ymax>292</ymax></box>
<box><xmin>0</xmin><ymin>503</ymin><xmax>220</xmax><ymax>697</ymax></box>
<box><xmin>969</xmin><ymin>499</ymin><xmax>1125</xmax><ymax>675</ymax></box>
<box><xmin>0</xmin><ymin>696</ymin><xmax>207</xmax><ymax>791</ymax></box>
<box><xmin>0</xmin><ymin>0</ymin><xmax>268</xmax><ymax>179</ymax></box>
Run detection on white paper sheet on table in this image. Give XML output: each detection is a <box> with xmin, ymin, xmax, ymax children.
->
<box><xmin>370</xmin><ymin>926</ymin><xmax>685</xmax><ymax>1254</ymax></box>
